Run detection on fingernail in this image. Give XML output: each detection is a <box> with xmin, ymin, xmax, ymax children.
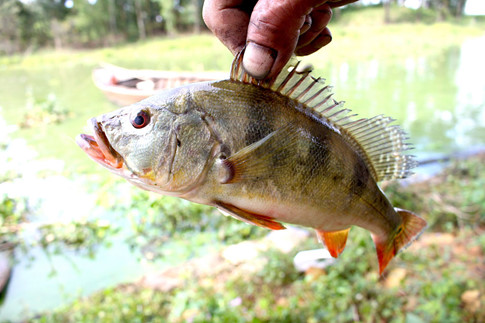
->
<box><xmin>243</xmin><ymin>42</ymin><xmax>277</xmax><ymax>79</ymax></box>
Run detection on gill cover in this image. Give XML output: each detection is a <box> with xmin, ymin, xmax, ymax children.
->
<box><xmin>98</xmin><ymin>88</ymin><xmax>217</xmax><ymax>195</ymax></box>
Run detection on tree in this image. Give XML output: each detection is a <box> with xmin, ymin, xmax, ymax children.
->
<box><xmin>451</xmin><ymin>0</ymin><xmax>467</xmax><ymax>17</ymax></box>
<box><xmin>0</xmin><ymin>0</ymin><xmax>21</xmax><ymax>54</ymax></box>
<box><xmin>134</xmin><ymin>0</ymin><xmax>147</xmax><ymax>39</ymax></box>
<box><xmin>384</xmin><ymin>0</ymin><xmax>392</xmax><ymax>23</ymax></box>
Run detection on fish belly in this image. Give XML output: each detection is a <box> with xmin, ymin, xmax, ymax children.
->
<box><xmin>220</xmin><ymin>194</ymin><xmax>358</xmax><ymax>231</ymax></box>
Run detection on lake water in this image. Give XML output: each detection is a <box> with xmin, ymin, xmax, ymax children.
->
<box><xmin>325</xmin><ymin>36</ymin><xmax>485</xmax><ymax>158</ymax></box>
<box><xmin>0</xmin><ymin>35</ymin><xmax>484</xmax><ymax>321</ymax></box>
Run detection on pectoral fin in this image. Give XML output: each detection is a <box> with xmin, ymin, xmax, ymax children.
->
<box><xmin>316</xmin><ymin>228</ymin><xmax>351</xmax><ymax>258</ymax></box>
<box><xmin>215</xmin><ymin>201</ymin><xmax>286</xmax><ymax>230</ymax></box>
<box><xmin>220</xmin><ymin>124</ymin><xmax>303</xmax><ymax>184</ymax></box>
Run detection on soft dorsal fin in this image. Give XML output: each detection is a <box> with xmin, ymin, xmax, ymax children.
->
<box><xmin>230</xmin><ymin>49</ymin><xmax>416</xmax><ymax>182</ymax></box>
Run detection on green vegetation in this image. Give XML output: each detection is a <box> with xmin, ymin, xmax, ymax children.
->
<box><xmin>31</xmin><ymin>155</ymin><xmax>485</xmax><ymax>322</ymax></box>
<box><xmin>0</xmin><ymin>117</ymin><xmax>118</xmax><ymax>258</ymax></box>
<box><xmin>20</xmin><ymin>92</ymin><xmax>71</xmax><ymax>128</ymax></box>
<box><xmin>385</xmin><ymin>156</ymin><xmax>485</xmax><ymax>231</ymax></box>
<box><xmin>0</xmin><ymin>0</ymin><xmax>201</xmax><ymax>54</ymax></box>
<box><xmin>2</xmin><ymin>0</ymin><xmax>481</xmax><ymax>55</ymax></box>
<box><xmin>100</xmin><ymin>184</ymin><xmax>267</xmax><ymax>257</ymax></box>
<box><xmin>1</xmin><ymin>5</ymin><xmax>484</xmax><ymax>322</ymax></box>
<box><xmin>0</xmin><ymin>117</ymin><xmax>31</xmax><ymax>247</ymax></box>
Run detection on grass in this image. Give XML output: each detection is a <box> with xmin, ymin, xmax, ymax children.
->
<box><xmin>0</xmin><ymin>34</ymin><xmax>231</xmax><ymax>72</ymax></box>
<box><xmin>30</xmin><ymin>154</ymin><xmax>485</xmax><ymax>322</ymax></box>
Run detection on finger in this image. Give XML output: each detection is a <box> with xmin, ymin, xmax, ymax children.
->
<box><xmin>295</xmin><ymin>28</ymin><xmax>332</xmax><ymax>56</ymax></box>
<box><xmin>202</xmin><ymin>0</ymin><xmax>257</xmax><ymax>55</ymax></box>
<box><xmin>243</xmin><ymin>0</ymin><xmax>327</xmax><ymax>79</ymax></box>
<box><xmin>327</xmin><ymin>0</ymin><xmax>359</xmax><ymax>8</ymax></box>
<box><xmin>296</xmin><ymin>4</ymin><xmax>332</xmax><ymax>51</ymax></box>
<box><xmin>300</xmin><ymin>15</ymin><xmax>312</xmax><ymax>35</ymax></box>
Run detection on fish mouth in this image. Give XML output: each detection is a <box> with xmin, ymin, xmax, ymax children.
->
<box><xmin>76</xmin><ymin>118</ymin><xmax>123</xmax><ymax>169</ymax></box>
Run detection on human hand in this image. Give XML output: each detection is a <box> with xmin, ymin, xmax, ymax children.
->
<box><xmin>203</xmin><ymin>0</ymin><xmax>358</xmax><ymax>80</ymax></box>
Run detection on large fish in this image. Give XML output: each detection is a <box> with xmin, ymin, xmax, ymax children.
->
<box><xmin>77</xmin><ymin>51</ymin><xmax>426</xmax><ymax>274</ymax></box>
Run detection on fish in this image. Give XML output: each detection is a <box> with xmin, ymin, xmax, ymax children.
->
<box><xmin>77</xmin><ymin>51</ymin><xmax>427</xmax><ymax>274</ymax></box>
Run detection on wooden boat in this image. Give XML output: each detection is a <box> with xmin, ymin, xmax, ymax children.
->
<box><xmin>92</xmin><ymin>64</ymin><xmax>226</xmax><ymax>106</ymax></box>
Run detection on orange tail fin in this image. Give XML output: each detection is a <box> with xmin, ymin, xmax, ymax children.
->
<box><xmin>372</xmin><ymin>208</ymin><xmax>427</xmax><ymax>275</ymax></box>
<box><xmin>316</xmin><ymin>228</ymin><xmax>351</xmax><ymax>258</ymax></box>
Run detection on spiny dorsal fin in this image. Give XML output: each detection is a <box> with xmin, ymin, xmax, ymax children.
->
<box><xmin>230</xmin><ymin>49</ymin><xmax>416</xmax><ymax>182</ymax></box>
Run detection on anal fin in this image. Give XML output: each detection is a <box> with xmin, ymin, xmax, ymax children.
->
<box><xmin>215</xmin><ymin>201</ymin><xmax>286</xmax><ymax>230</ymax></box>
<box><xmin>316</xmin><ymin>228</ymin><xmax>351</xmax><ymax>258</ymax></box>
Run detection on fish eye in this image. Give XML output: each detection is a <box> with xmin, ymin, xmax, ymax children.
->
<box><xmin>131</xmin><ymin>110</ymin><xmax>150</xmax><ymax>129</ymax></box>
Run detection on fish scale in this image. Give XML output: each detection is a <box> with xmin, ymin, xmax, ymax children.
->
<box><xmin>77</xmin><ymin>50</ymin><xmax>426</xmax><ymax>274</ymax></box>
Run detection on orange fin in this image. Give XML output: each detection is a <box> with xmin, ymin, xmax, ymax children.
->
<box><xmin>373</xmin><ymin>208</ymin><xmax>427</xmax><ymax>275</ymax></box>
<box><xmin>316</xmin><ymin>228</ymin><xmax>351</xmax><ymax>258</ymax></box>
<box><xmin>215</xmin><ymin>201</ymin><xmax>286</xmax><ymax>230</ymax></box>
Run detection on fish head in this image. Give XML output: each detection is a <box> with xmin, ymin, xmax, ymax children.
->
<box><xmin>77</xmin><ymin>87</ymin><xmax>216</xmax><ymax>196</ymax></box>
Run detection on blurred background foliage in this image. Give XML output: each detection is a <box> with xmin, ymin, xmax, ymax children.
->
<box><xmin>0</xmin><ymin>0</ymin><xmax>202</xmax><ymax>54</ymax></box>
<box><xmin>0</xmin><ymin>0</ymin><xmax>482</xmax><ymax>55</ymax></box>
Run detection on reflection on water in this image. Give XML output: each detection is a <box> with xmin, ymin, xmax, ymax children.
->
<box><xmin>0</xmin><ymin>36</ymin><xmax>484</xmax><ymax>321</ymax></box>
<box><xmin>454</xmin><ymin>36</ymin><xmax>485</xmax><ymax>148</ymax></box>
<box><xmin>321</xmin><ymin>36</ymin><xmax>485</xmax><ymax>157</ymax></box>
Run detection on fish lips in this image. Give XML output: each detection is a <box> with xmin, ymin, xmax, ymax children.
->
<box><xmin>76</xmin><ymin>118</ymin><xmax>123</xmax><ymax>169</ymax></box>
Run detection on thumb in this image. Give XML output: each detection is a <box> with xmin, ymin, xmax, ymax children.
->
<box><xmin>243</xmin><ymin>0</ymin><xmax>323</xmax><ymax>79</ymax></box>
